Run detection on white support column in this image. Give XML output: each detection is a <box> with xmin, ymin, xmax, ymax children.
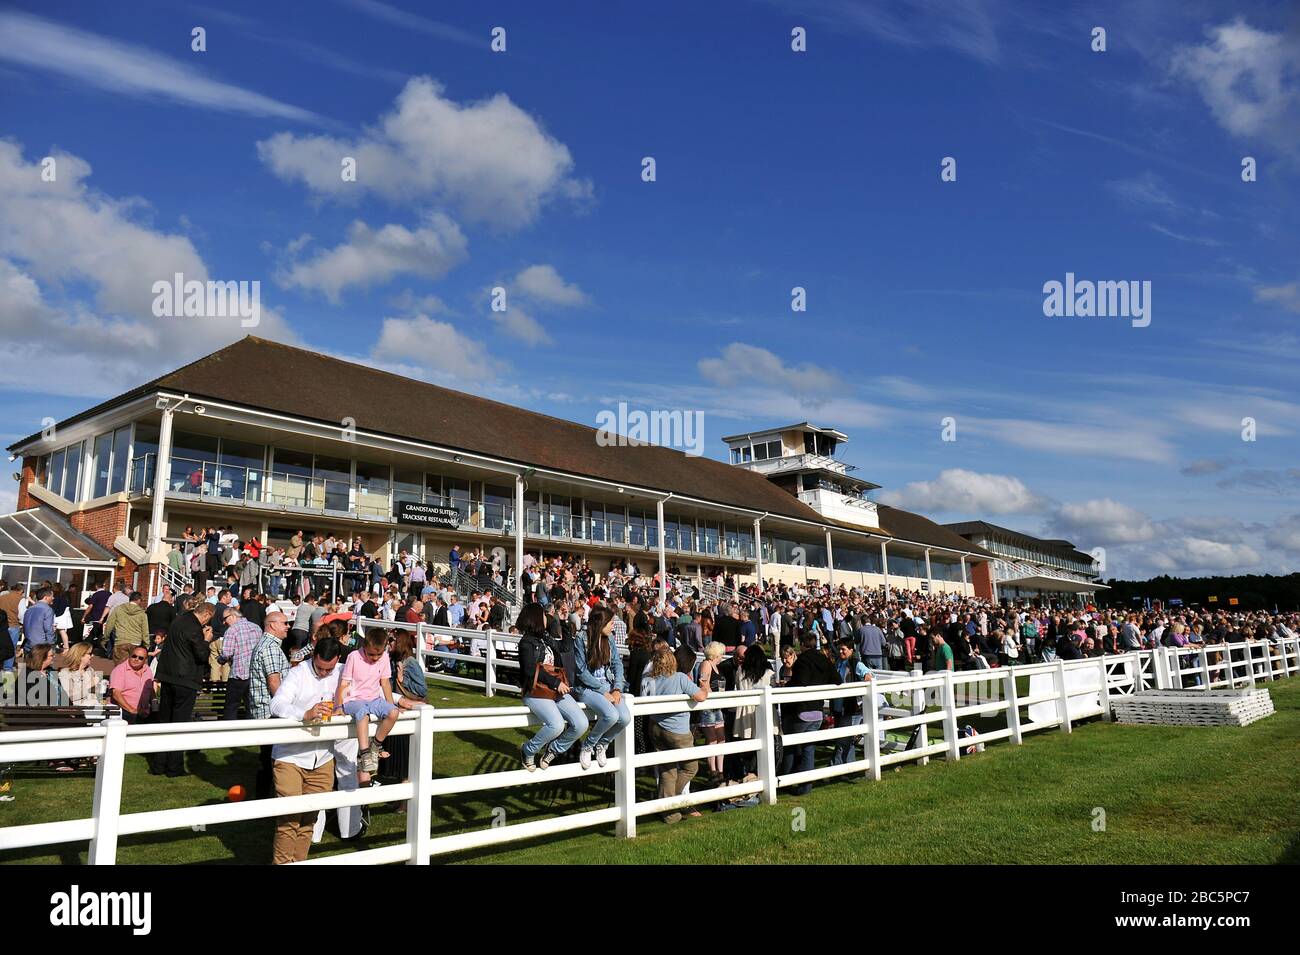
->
<box><xmin>824</xmin><ymin>528</ymin><xmax>835</xmax><ymax>588</ymax></box>
<box><xmin>656</xmin><ymin>497</ymin><xmax>667</xmax><ymax>607</ymax></box>
<box><xmin>514</xmin><ymin>475</ymin><xmax>525</xmax><ymax>604</ymax></box>
<box><xmin>880</xmin><ymin>540</ymin><xmax>890</xmax><ymax>600</ymax></box>
<box><xmin>485</xmin><ymin>630</ymin><xmax>497</xmax><ymax>698</ymax></box>
<box><xmin>147</xmin><ymin>405</ymin><xmax>174</xmax><ymax>562</ymax></box>
<box><xmin>753</xmin><ymin>517</ymin><xmax>764</xmax><ymax>590</ymax></box>
<box><xmin>88</xmin><ymin>717</ymin><xmax>128</xmax><ymax>865</ymax></box>
<box><xmin>960</xmin><ymin>555</ymin><xmax>967</xmax><ymax>588</ymax></box>
<box><xmin>405</xmin><ymin>705</ymin><xmax>435</xmax><ymax>864</ymax></box>
<box><xmin>924</xmin><ymin>548</ymin><xmax>933</xmax><ymax>593</ymax></box>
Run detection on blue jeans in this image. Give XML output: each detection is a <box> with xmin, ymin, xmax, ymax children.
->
<box><xmin>781</xmin><ymin>714</ymin><xmax>823</xmax><ymax>795</ymax></box>
<box><xmin>577</xmin><ymin>689</ymin><xmax>630</xmax><ymax>750</ymax></box>
<box><xmin>522</xmin><ymin>694</ymin><xmax>589</xmax><ymax>759</ymax></box>
<box><xmin>830</xmin><ymin>713</ymin><xmax>863</xmax><ymax>765</ymax></box>
<box><xmin>863</xmin><ymin>654</ymin><xmax>885</xmax><ymax>670</ymax></box>
<box><xmin>3</xmin><ymin>627</ymin><xmax>17</xmax><ymax>670</ymax></box>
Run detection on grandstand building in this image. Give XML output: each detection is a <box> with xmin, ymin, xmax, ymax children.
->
<box><xmin>943</xmin><ymin>521</ymin><xmax>1106</xmax><ymax>606</ymax></box>
<box><xmin>6</xmin><ymin>337</ymin><xmax>998</xmax><ymax>603</ymax></box>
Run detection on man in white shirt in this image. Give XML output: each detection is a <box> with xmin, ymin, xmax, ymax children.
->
<box><xmin>268</xmin><ymin>635</ymin><xmax>343</xmax><ymax>864</ymax></box>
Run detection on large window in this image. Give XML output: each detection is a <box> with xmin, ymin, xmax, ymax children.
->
<box><xmin>834</xmin><ymin>546</ymin><xmax>883</xmax><ymax>574</ymax></box>
<box><xmin>43</xmin><ymin>441</ymin><xmax>86</xmax><ymax>502</ymax></box>
<box><xmin>91</xmin><ymin>426</ymin><xmax>133</xmax><ymax>498</ymax></box>
<box><xmin>354</xmin><ymin>461</ymin><xmax>391</xmax><ymax>518</ymax></box>
<box><xmin>549</xmin><ymin>496</ymin><xmax>572</xmax><ymax>538</ymax></box>
<box><xmin>484</xmin><ymin>483</ymin><xmax>513</xmax><ymax>531</ymax></box>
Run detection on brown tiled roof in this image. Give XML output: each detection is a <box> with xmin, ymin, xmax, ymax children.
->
<box><xmin>11</xmin><ymin>336</ymin><xmax>992</xmax><ymax>558</ymax></box>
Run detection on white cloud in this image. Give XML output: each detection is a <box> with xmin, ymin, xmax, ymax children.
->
<box><xmin>0</xmin><ymin>10</ymin><xmax>319</xmax><ymax>123</ymax></box>
<box><xmin>278</xmin><ymin>212</ymin><xmax>467</xmax><ymax>302</ymax></box>
<box><xmin>1105</xmin><ymin>171</ymin><xmax>1178</xmax><ymax>210</ymax></box>
<box><xmin>1254</xmin><ymin>281</ymin><xmax>1300</xmax><ymax>312</ymax></box>
<box><xmin>698</xmin><ymin>343</ymin><xmax>845</xmax><ymax>406</ymax></box>
<box><xmin>768</xmin><ymin>0</ymin><xmax>1001</xmax><ymax>64</ymax></box>
<box><xmin>257</xmin><ymin>77</ymin><xmax>590</xmax><ymax>229</ymax></box>
<box><xmin>971</xmin><ymin>418</ymin><xmax>1175</xmax><ymax>464</ymax></box>
<box><xmin>879</xmin><ymin>469</ymin><xmax>1049</xmax><ymax>515</ymax></box>
<box><xmin>389</xmin><ymin>290</ymin><xmax>451</xmax><ymax>315</ymax></box>
<box><xmin>513</xmin><ymin>264</ymin><xmax>588</xmax><ymax>306</ymax></box>
<box><xmin>0</xmin><ymin>141</ymin><xmax>295</xmax><ymax>395</ymax></box>
<box><xmin>490</xmin><ymin>305</ymin><xmax>551</xmax><ymax>346</ymax></box>
<box><xmin>1171</xmin><ymin>19</ymin><xmax>1300</xmax><ymax>152</ymax></box>
<box><xmin>1146</xmin><ymin>538</ymin><xmax>1261</xmax><ymax>574</ymax></box>
<box><xmin>371</xmin><ymin>313</ymin><xmax>501</xmax><ymax>381</ymax></box>
<box><xmin>1049</xmin><ymin>498</ymin><xmax>1157</xmax><ymax>545</ymax></box>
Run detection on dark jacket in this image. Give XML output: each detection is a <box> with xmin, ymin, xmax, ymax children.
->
<box><xmin>713</xmin><ymin>615</ymin><xmax>740</xmax><ymax>647</ymax></box>
<box><xmin>519</xmin><ymin>631</ymin><xmax>577</xmax><ymax>697</ymax></box>
<box><xmin>146</xmin><ymin>598</ymin><xmax>176</xmax><ymax>635</ymax></box>
<box><xmin>155</xmin><ymin>611</ymin><xmax>210</xmax><ymax>690</ymax></box>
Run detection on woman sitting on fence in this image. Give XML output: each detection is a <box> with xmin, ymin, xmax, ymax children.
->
<box><xmin>641</xmin><ymin>647</ymin><xmax>710</xmax><ymax>824</ymax></box>
<box><xmin>572</xmin><ymin>606</ymin><xmax>630</xmax><ymax>771</ymax></box>
<box><xmin>518</xmin><ymin>603</ymin><xmax>588</xmax><ymax>772</ymax></box>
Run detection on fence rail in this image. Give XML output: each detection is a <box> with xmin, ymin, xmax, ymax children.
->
<box><xmin>1</xmin><ymin>637</ymin><xmax>1296</xmax><ymax>865</ymax></box>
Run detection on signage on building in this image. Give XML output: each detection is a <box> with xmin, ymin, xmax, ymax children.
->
<box><xmin>1208</xmin><ymin>595</ymin><xmax>1218</xmax><ymax>603</ymax></box>
<box><xmin>394</xmin><ymin>500</ymin><xmax>461</xmax><ymax>529</ymax></box>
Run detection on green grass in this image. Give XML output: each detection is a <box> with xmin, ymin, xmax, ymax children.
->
<box><xmin>3</xmin><ymin>679</ymin><xmax>1299</xmax><ymax>865</ymax></box>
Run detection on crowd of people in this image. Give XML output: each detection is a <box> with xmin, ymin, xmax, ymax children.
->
<box><xmin>3</xmin><ymin>540</ymin><xmax>1298</xmax><ymax>856</ymax></box>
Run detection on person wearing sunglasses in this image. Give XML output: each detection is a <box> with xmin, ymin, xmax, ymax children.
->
<box><xmin>109</xmin><ymin>645</ymin><xmax>156</xmax><ymax>725</ymax></box>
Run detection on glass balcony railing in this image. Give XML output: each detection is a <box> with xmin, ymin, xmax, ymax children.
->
<box><xmin>126</xmin><ymin>454</ymin><xmax>753</xmax><ymax>558</ymax></box>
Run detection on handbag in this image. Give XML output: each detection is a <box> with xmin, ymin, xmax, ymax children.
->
<box><xmin>529</xmin><ymin>662</ymin><xmax>564</xmax><ymax>701</ymax></box>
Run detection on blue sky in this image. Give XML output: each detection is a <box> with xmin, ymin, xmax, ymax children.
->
<box><xmin>1</xmin><ymin>0</ymin><xmax>1298</xmax><ymax>579</ymax></box>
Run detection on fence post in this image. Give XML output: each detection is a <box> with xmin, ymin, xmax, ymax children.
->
<box><xmin>910</xmin><ymin>667</ymin><xmax>928</xmax><ymax>766</ymax></box>
<box><xmin>1096</xmin><ymin>656</ymin><xmax>1111</xmax><ymax>720</ymax></box>
<box><xmin>1198</xmin><ymin>646</ymin><xmax>1210</xmax><ymax>691</ymax></box>
<box><xmin>1262</xmin><ymin>642</ymin><xmax>1275</xmax><ymax>682</ymax></box>
<box><xmin>1005</xmin><ymin>665</ymin><xmax>1023</xmax><ymax>744</ymax></box>
<box><xmin>614</xmin><ymin>694</ymin><xmax>638</xmax><ymax>836</ymax></box>
<box><xmin>1247</xmin><ymin>644</ymin><xmax>1257</xmax><ymax>687</ymax></box>
<box><xmin>754</xmin><ymin>684</ymin><xmax>779</xmax><ymax>804</ymax></box>
<box><xmin>485</xmin><ymin>630</ymin><xmax>497</xmax><ymax>698</ymax></box>
<box><xmin>405</xmin><ymin>705</ymin><xmax>435</xmax><ymax>865</ymax></box>
<box><xmin>863</xmin><ymin>678</ymin><xmax>881</xmax><ymax>782</ymax></box>
<box><xmin>88</xmin><ymin>717</ymin><xmax>128</xmax><ymax>865</ymax></box>
<box><xmin>1053</xmin><ymin>660</ymin><xmax>1072</xmax><ymax>734</ymax></box>
<box><xmin>942</xmin><ymin>670</ymin><xmax>960</xmax><ymax>761</ymax></box>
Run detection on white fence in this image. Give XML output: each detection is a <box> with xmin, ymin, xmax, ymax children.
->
<box><xmin>1</xmin><ymin>637</ymin><xmax>1296</xmax><ymax>865</ymax></box>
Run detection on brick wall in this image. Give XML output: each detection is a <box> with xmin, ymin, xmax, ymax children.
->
<box><xmin>971</xmin><ymin>560</ymin><xmax>994</xmax><ymax>601</ymax></box>
<box><xmin>16</xmin><ymin>457</ymin><xmax>38</xmax><ymax>510</ymax></box>
<box><xmin>69</xmin><ymin>500</ymin><xmax>129</xmax><ymax>551</ymax></box>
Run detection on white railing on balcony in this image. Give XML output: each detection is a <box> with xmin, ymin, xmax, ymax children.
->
<box><xmin>2</xmin><ymin>638</ymin><xmax>1292</xmax><ymax>865</ymax></box>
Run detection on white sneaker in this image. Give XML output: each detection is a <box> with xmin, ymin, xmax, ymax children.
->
<box><xmin>539</xmin><ymin>749</ymin><xmax>557</xmax><ymax>770</ymax></box>
<box><xmin>594</xmin><ymin>744</ymin><xmax>608</xmax><ymax>768</ymax></box>
<box><xmin>579</xmin><ymin>746</ymin><xmax>593</xmax><ymax>771</ymax></box>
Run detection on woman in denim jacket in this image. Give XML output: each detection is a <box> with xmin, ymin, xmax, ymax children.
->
<box><xmin>573</xmin><ymin>606</ymin><xmax>631</xmax><ymax>771</ymax></box>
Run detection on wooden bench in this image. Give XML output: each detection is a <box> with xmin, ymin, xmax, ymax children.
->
<box><xmin>194</xmin><ymin>680</ymin><xmax>228</xmax><ymax>720</ymax></box>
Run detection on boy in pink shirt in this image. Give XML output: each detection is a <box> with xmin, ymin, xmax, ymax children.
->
<box><xmin>334</xmin><ymin>632</ymin><xmax>412</xmax><ymax>784</ymax></box>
